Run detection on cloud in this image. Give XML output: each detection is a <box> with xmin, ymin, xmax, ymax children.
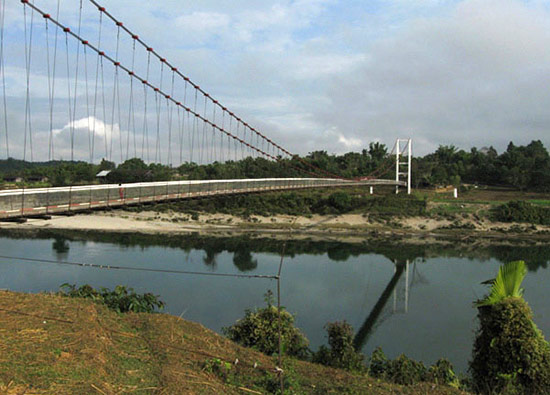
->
<box><xmin>3</xmin><ymin>0</ymin><xmax>550</xmax><ymax>163</ymax></box>
<box><xmin>53</xmin><ymin>116</ymin><xmax>113</xmax><ymax>138</ymax></box>
<box><xmin>338</xmin><ymin>133</ymin><xmax>362</xmax><ymax>149</ymax></box>
<box><xmin>173</xmin><ymin>12</ymin><xmax>230</xmax><ymax>44</ymax></box>
<box><xmin>318</xmin><ymin>0</ymin><xmax>550</xmax><ymax>154</ymax></box>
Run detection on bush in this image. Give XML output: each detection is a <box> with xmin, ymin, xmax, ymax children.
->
<box><xmin>368</xmin><ymin>347</ymin><xmax>390</xmax><ymax>378</ymax></box>
<box><xmin>387</xmin><ymin>354</ymin><xmax>427</xmax><ymax>385</ymax></box>
<box><xmin>313</xmin><ymin>321</ymin><xmax>365</xmax><ymax>371</ymax></box>
<box><xmin>59</xmin><ymin>283</ymin><xmax>165</xmax><ymax>313</ymax></box>
<box><xmin>223</xmin><ymin>291</ymin><xmax>309</xmax><ymax>358</ymax></box>
<box><xmin>491</xmin><ymin>200</ymin><xmax>550</xmax><ymax>225</ymax></box>
<box><xmin>327</xmin><ymin>192</ymin><xmax>352</xmax><ymax>212</ymax></box>
<box><xmin>426</xmin><ymin>359</ymin><xmax>460</xmax><ymax>388</ymax></box>
<box><xmin>368</xmin><ymin>348</ymin><xmax>427</xmax><ymax>385</ymax></box>
<box><xmin>138</xmin><ymin>188</ymin><xmax>427</xmax><ymax>218</ymax></box>
<box><xmin>368</xmin><ymin>348</ymin><xmax>459</xmax><ymax>387</ymax></box>
<box><xmin>203</xmin><ymin>358</ymin><xmax>233</xmax><ymax>382</ymax></box>
<box><xmin>470</xmin><ymin>297</ymin><xmax>550</xmax><ymax>394</ymax></box>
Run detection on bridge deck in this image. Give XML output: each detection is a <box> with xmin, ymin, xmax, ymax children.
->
<box><xmin>0</xmin><ymin>178</ymin><xmax>406</xmax><ymax>219</ymax></box>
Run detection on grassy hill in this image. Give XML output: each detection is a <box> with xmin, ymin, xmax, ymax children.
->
<box><xmin>0</xmin><ymin>290</ymin><xmax>465</xmax><ymax>394</ymax></box>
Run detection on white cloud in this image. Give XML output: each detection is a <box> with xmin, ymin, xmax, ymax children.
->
<box><xmin>338</xmin><ymin>134</ymin><xmax>362</xmax><ymax>149</ymax></box>
<box><xmin>289</xmin><ymin>53</ymin><xmax>366</xmax><ymax>79</ymax></box>
<box><xmin>52</xmin><ymin>116</ymin><xmax>114</xmax><ymax>138</ymax></box>
<box><xmin>175</xmin><ymin>12</ymin><xmax>230</xmax><ymax>31</ymax></box>
<box><xmin>319</xmin><ymin>0</ymin><xmax>550</xmax><ymax>154</ymax></box>
<box><xmin>3</xmin><ymin>0</ymin><xmax>550</xmax><ymax>163</ymax></box>
<box><xmin>173</xmin><ymin>12</ymin><xmax>230</xmax><ymax>43</ymax></box>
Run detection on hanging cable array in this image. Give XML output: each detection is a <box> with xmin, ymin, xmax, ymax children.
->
<box><xmin>4</xmin><ymin>0</ymin><xmax>402</xmax><ymax>184</ymax></box>
<box><xmin>82</xmin><ymin>25</ymin><xmax>92</xmax><ymax>163</ymax></box>
<box><xmin>78</xmin><ymin>0</ymin><xmax>349</xmax><ymax>180</ymax></box>
<box><xmin>0</xmin><ymin>0</ymin><xmax>9</xmax><ymax>158</ymax></box>
<box><xmin>22</xmin><ymin>0</ymin><xmax>34</xmax><ymax>162</ymax></box>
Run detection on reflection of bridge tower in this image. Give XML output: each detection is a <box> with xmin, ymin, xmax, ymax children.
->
<box><xmin>392</xmin><ymin>260</ymin><xmax>410</xmax><ymax>314</ymax></box>
<box><xmin>354</xmin><ymin>259</ymin><xmax>425</xmax><ymax>351</ymax></box>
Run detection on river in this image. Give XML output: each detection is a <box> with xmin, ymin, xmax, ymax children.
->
<box><xmin>1</xmin><ymin>229</ymin><xmax>550</xmax><ymax>373</ymax></box>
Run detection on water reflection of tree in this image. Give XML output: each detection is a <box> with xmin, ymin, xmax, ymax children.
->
<box><xmin>327</xmin><ymin>245</ymin><xmax>352</xmax><ymax>261</ymax></box>
<box><xmin>7</xmin><ymin>228</ymin><xmax>550</xmax><ymax>272</ymax></box>
<box><xmin>489</xmin><ymin>245</ymin><xmax>550</xmax><ymax>271</ymax></box>
<box><xmin>52</xmin><ymin>237</ymin><xmax>70</xmax><ymax>259</ymax></box>
<box><xmin>203</xmin><ymin>245</ymin><xmax>224</xmax><ymax>268</ymax></box>
<box><xmin>233</xmin><ymin>245</ymin><xmax>258</xmax><ymax>272</ymax></box>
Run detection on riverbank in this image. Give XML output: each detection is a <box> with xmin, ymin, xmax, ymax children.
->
<box><xmin>0</xmin><ymin>289</ymin><xmax>465</xmax><ymax>394</ymax></box>
<box><xmin>2</xmin><ymin>208</ymin><xmax>550</xmax><ymax>245</ymax></box>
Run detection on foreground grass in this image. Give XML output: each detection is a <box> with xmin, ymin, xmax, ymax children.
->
<box><xmin>0</xmin><ymin>290</ymin><xmax>465</xmax><ymax>394</ymax></box>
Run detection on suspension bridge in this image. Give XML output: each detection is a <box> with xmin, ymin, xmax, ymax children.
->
<box><xmin>0</xmin><ymin>0</ymin><xmax>412</xmax><ymax>219</ymax></box>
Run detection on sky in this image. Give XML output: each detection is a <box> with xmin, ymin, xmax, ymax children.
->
<box><xmin>2</xmin><ymin>0</ymin><xmax>550</xmax><ymax>163</ymax></box>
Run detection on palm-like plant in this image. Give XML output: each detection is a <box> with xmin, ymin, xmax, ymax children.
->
<box><xmin>476</xmin><ymin>260</ymin><xmax>527</xmax><ymax>307</ymax></box>
<box><xmin>470</xmin><ymin>260</ymin><xmax>550</xmax><ymax>393</ymax></box>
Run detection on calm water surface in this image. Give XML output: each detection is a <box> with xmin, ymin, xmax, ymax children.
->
<box><xmin>1</xmin><ymin>230</ymin><xmax>550</xmax><ymax>372</ymax></box>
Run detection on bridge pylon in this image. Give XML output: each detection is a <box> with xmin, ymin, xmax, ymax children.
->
<box><xmin>394</xmin><ymin>138</ymin><xmax>412</xmax><ymax>195</ymax></box>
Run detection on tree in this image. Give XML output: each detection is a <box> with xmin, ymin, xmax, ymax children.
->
<box><xmin>98</xmin><ymin>158</ymin><xmax>115</xmax><ymax>171</ymax></box>
<box><xmin>470</xmin><ymin>261</ymin><xmax>550</xmax><ymax>394</ymax></box>
<box><xmin>108</xmin><ymin>158</ymin><xmax>149</xmax><ymax>183</ymax></box>
<box><xmin>368</xmin><ymin>142</ymin><xmax>387</xmax><ymax>165</ymax></box>
<box><xmin>313</xmin><ymin>321</ymin><xmax>364</xmax><ymax>371</ymax></box>
<box><xmin>223</xmin><ymin>291</ymin><xmax>309</xmax><ymax>358</ymax></box>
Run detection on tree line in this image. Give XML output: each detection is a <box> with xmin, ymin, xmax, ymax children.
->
<box><xmin>413</xmin><ymin>140</ymin><xmax>550</xmax><ymax>190</ymax></box>
<box><xmin>1</xmin><ymin>139</ymin><xmax>549</xmax><ymax>191</ymax></box>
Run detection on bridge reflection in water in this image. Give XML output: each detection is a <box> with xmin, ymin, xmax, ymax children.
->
<box><xmin>355</xmin><ymin>260</ymin><xmax>422</xmax><ymax>351</ymax></box>
<box><xmin>0</xmin><ymin>178</ymin><xmax>405</xmax><ymax>219</ymax></box>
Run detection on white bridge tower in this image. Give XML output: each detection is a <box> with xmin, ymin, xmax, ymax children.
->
<box><xmin>395</xmin><ymin>138</ymin><xmax>412</xmax><ymax>195</ymax></box>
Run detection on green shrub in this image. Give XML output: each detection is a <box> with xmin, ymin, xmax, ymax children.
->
<box><xmin>327</xmin><ymin>192</ymin><xmax>352</xmax><ymax>212</ymax></box>
<box><xmin>223</xmin><ymin>291</ymin><xmax>309</xmax><ymax>358</ymax></box>
<box><xmin>470</xmin><ymin>260</ymin><xmax>550</xmax><ymax>393</ymax></box>
<box><xmin>368</xmin><ymin>348</ymin><xmax>427</xmax><ymax>385</ymax></box>
<box><xmin>136</xmin><ymin>188</ymin><xmax>427</xmax><ymax>218</ymax></box>
<box><xmin>368</xmin><ymin>347</ymin><xmax>390</xmax><ymax>378</ymax></box>
<box><xmin>59</xmin><ymin>283</ymin><xmax>165</xmax><ymax>313</ymax></box>
<box><xmin>491</xmin><ymin>200</ymin><xmax>550</xmax><ymax>225</ymax></box>
<box><xmin>368</xmin><ymin>348</ymin><xmax>459</xmax><ymax>388</ymax></box>
<box><xmin>203</xmin><ymin>358</ymin><xmax>233</xmax><ymax>382</ymax></box>
<box><xmin>387</xmin><ymin>354</ymin><xmax>427</xmax><ymax>385</ymax></box>
<box><xmin>470</xmin><ymin>297</ymin><xmax>550</xmax><ymax>394</ymax></box>
<box><xmin>313</xmin><ymin>321</ymin><xmax>365</xmax><ymax>371</ymax></box>
<box><xmin>426</xmin><ymin>359</ymin><xmax>460</xmax><ymax>388</ymax></box>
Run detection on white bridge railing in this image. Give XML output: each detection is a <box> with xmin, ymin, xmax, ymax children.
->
<box><xmin>0</xmin><ymin>178</ymin><xmax>406</xmax><ymax>219</ymax></box>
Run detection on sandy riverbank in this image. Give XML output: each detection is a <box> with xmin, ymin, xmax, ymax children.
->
<box><xmin>1</xmin><ymin>209</ymin><xmax>549</xmax><ymax>243</ymax></box>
